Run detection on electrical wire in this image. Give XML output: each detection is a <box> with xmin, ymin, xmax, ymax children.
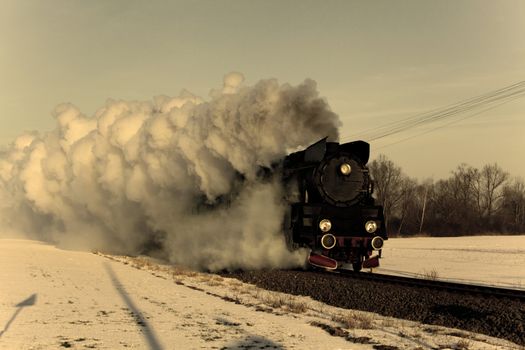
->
<box><xmin>340</xmin><ymin>81</ymin><xmax>525</xmax><ymax>145</ymax></box>
<box><xmin>375</xmin><ymin>94</ymin><xmax>524</xmax><ymax>150</ymax></box>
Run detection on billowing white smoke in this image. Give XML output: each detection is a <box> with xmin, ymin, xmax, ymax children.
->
<box><xmin>0</xmin><ymin>73</ymin><xmax>340</xmax><ymax>271</ymax></box>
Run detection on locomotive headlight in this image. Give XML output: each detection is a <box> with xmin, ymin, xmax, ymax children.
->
<box><xmin>340</xmin><ymin>163</ymin><xmax>352</xmax><ymax>175</ymax></box>
<box><xmin>321</xmin><ymin>234</ymin><xmax>337</xmax><ymax>249</ymax></box>
<box><xmin>371</xmin><ymin>236</ymin><xmax>384</xmax><ymax>250</ymax></box>
<box><xmin>365</xmin><ymin>220</ymin><xmax>378</xmax><ymax>233</ymax></box>
<box><xmin>319</xmin><ymin>219</ymin><xmax>332</xmax><ymax>232</ymax></box>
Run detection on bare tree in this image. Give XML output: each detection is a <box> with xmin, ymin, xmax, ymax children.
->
<box><xmin>478</xmin><ymin>163</ymin><xmax>509</xmax><ymax>221</ymax></box>
<box><xmin>450</xmin><ymin>164</ymin><xmax>480</xmax><ymax>231</ymax></box>
<box><xmin>501</xmin><ymin>177</ymin><xmax>525</xmax><ymax>232</ymax></box>
<box><xmin>368</xmin><ymin>154</ymin><xmax>404</xmax><ymax>228</ymax></box>
<box><xmin>396</xmin><ymin>177</ymin><xmax>418</xmax><ymax>235</ymax></box>
<box><xmin>451</xmin><ymin>164</ymin><xmax>479</xmax><ymax>208</ymax></box>
<box><xmin>430</xmin><ymin>178</ymin><xmax>458</xmax><ymax>232</ymax></box>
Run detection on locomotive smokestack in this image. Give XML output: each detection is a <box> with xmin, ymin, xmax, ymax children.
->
<box><xmin>0</xmin><ymin>73</ymin><xmax>341</xmax><ymax>271</ymax></box>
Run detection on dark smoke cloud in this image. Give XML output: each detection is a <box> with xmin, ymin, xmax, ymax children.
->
<box><xmin>0</xmin><ymin>73</ymin><xmax>340</xmax><ymax>270</ymax></box>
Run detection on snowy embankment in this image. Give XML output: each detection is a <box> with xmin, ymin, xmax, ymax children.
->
<box><xmin>0</xmin><ymin>238</ymin><xmax>522</xmax><ymax>349</ymax></box>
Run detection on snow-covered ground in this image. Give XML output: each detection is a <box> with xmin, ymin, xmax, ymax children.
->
<box><xmin>0</xmin><ymin>237</ymin><xmax>523</xmax><ymax>349</ymax></box>
<box><xmin>378</xmin><ymin>235</ymin><xmax>525</xmax><ymax>289</ymax></box>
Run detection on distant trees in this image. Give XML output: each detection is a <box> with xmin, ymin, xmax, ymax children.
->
<box><xmin>501</xmin><ymin>178</ymin><xmax>525</xmax><ymax>232</ymax></box>
<box><xmin>368</xmin><ymin>155</ymin><xmax>524</xmax><ymax>236</ymax></box>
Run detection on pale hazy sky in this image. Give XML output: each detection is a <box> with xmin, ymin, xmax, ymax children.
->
<box><xmin>1</xmin><ymin>0</ymin><xmax>524</xmax><ymax>179</ymax></box>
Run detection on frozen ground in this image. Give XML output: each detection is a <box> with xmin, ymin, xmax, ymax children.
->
<box><xmin>378</xmin><ymin>235</ymin><xmax>525</xmax><ymax>289</ymax></box>
<box><xmin>0</xmin><ymin>237</ymin><xmax>523</xmax><ymax>349</ymax></box>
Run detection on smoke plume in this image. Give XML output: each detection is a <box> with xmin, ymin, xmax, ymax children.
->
<box><xmin>0</xmin><ymin>73</ymin><xmax>340</xmax><ymax>271</ymax></box>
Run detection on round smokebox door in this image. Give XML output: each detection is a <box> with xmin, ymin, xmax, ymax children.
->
<box><xmin>317</xmin><ymin>156</ymin><xmax>364</xmax><ymax>205</ymax></box>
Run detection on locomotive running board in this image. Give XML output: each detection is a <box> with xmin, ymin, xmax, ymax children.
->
<box><xmin>308</xmin><ymin>252</ymin><xmax>338</xmax><ymax>270</ymax></box>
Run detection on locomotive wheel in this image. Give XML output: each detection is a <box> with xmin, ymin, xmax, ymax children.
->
<box><xmin>352</xmin><ymin>262</ymin><xmax>362</xmax><ymax>272</ymax></box>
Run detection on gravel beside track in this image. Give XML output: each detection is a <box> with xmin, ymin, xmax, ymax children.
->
<box><xmin>222</xmin><ymin>269</ymin><xmax>525</xmax><ymax>346</ymax></box>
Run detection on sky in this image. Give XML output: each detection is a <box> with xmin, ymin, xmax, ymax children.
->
<box><xmin>1</xmin><ymin>0</ymin><xmax>524</xmax><ymax>180</ymax></box>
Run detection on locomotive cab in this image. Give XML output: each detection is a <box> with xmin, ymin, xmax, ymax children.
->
<box><xmin>283</xmin><ymin>138</ymin><xmax>387</xmax><ymax>271</ymax></box>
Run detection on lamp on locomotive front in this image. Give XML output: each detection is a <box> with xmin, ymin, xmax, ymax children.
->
<box><xmin>365</xmin><ymin>220</ymin><xmax>378</xmax><ymax>234</ymax></box>
<box><xmin>340</xmin><ymin>163</ymin><xmax>352</xmax><ymax>175</ymax></box>
<box><xmin>319</xmin><ymin>219</ymin><xmax>332</xmax><ymax>232</ymax></box>
<box><xmin>321</xmin><ymin>234</ymin><xmax>337</xmax><ymax>249</ymax></box>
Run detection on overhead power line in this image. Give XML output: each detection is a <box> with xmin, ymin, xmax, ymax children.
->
<box><xmin>340</xmin><ymin>80</ymin><xmax>525</xmax><ymax>145</ymax></box>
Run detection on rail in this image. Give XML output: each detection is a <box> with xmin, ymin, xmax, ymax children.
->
<box><xmin>334</xmin><ymin>269</ymin><xmax>525</xmax><ymax>301</ymax></box>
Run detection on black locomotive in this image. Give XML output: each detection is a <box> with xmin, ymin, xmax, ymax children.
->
<box><xmin>281</xmin><ymin>137</ymin><xmax>387</xmax><ymax>271</ymax></box>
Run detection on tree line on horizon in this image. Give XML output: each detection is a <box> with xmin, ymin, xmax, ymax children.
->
<box><xmin>368</xmin><ymin>155</ymin><xmax>525</xmax><ymax>237</ymax></box>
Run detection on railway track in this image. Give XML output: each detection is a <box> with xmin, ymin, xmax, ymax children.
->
<box><xmin>334</xmin><ymin>269</ymin><xmax>525</xmax><ymax>301</ymax></box>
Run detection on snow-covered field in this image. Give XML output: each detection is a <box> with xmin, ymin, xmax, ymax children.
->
<box><xmin>378</xmin><ymin>235</ymin><xmax>525</xmax><ymax>289</ymax></box>
<box><xmin>0</xmin><ymin>237</ymin><xmax>523</xmax><ymax>349</ymax></box>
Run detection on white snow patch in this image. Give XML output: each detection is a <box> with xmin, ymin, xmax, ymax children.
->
<box><xmin>0</xmin><ymin>238</ymin><xmax>521</xmax><ymax>349</ymax></box>
<box><xmin>377</xmin><ymin>235</ymin><xmax>525</xmax><ymax>289</ymax></box>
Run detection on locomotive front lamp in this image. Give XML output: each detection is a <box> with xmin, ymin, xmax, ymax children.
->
<box><xmin>365</xmin><ymin>220</ymin><xmax>378</xmax><ymax>233</ymax></box>
<box><xmin>371</xmin><ymin>236</ymin><xmax>384</xmax><ymax>250</ymax></box>
<box><xmin>321</xmin><ymin>233</ymin><xmax>337</xmax><ymax>249</ymax></box>
<box><xmin>340</xmin><ymin>163</ymin><xmax>352</xmax><ymax>175</ymax></box>
<box><xmin>319</xmin><ymin>219</ymin><xmax>332</xmax><ymax>232</ymax></box>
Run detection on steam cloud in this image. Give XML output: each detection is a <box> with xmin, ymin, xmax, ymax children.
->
<box><xmin>0</xmin><ymin>73</ymin><xmax>340</xmax><ymax>271</ymax></box>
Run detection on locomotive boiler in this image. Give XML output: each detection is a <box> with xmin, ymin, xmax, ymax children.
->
<box><xmin>281</xmin><ymin>137</ymin><xmax>387</xmax><ymax>271</ymax></box>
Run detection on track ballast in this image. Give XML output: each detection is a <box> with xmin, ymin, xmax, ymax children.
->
<box><xmin>221</xmin><ymin>269</ymin><xmax>525</xmax><ymax>346</ymax></box>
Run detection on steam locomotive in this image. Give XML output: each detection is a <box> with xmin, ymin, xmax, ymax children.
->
<box><xmin>281</xmin><ymin>137</ymin><xmax>387</xmax><ymax>271</ymax></box>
